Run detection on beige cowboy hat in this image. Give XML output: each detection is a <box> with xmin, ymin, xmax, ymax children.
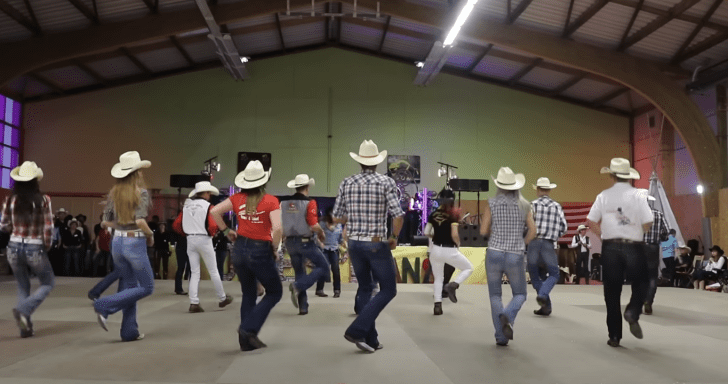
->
<box><xmin>111</xmin><ymin>151</ymin><xmax>151</xmax><ymax>179</ymax></box>
<box><xmin>350</xmin><ymin>140</ymin><xmax>387</xmax><ymax>166</ymax></box>
<box><xmin>287</xmin><ymin>174</ymin><xmax>315</xmax><ymax>189</ymax></box>
<box><xmin>577</xmin><ymin>224</ymin><xmax>589</xmax><ymax>231</ymax></box>
<box><xmin>492</xmin><ymin>167</ymin><xmax>525</xmax><ymax>191</ymax></box>
<box><xmin>533</xmin><ymin>177</ymin><xmax>557</xmax><ymax>190</ymax></box>
<box><xmin>10</xmin><ymin>161</ymin><xmax>43</xmax><ymax>182</ymax></box>
<box><xmin>600</xmin><ymin>158</ymin><xmax>640</xmax><ymax>180</ymax></box>
<box><xmin>235</xmin><ymin>160</ymin><xmax>271</xmax><ymax>189</ymax></box>
<box><xmin>189</xmin><ymin>181</ymin><xmax>220</xmax><ymax>198</ymax></box>
<box><xmin>678</xmin><ymin>244</ymin><xmax>691</xmax><ymax>250</ymax></box>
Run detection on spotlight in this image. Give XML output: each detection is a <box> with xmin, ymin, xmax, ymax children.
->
<box><xmin>448</xmin><ymin>169</ymin><xmax>457</xmax><ymax>179</ymax></box>
<box><xmin>416</xmin><ymin>61</ymin><xmax>425</xmax><ymax>68</ymax></box>
<box><xmin>438</xmin><ymin>165</ymin><xmax>447</xmax><ymax>177</ymax></box>
<box><xmin>697</xmin><ymin>184</ymin><xmax>704</xmax><ymax>195</ymax></box>
<box><xmin>241</xmin><ymin>56</ymin><xmax>250</xmax><ymax>63</ymax></box>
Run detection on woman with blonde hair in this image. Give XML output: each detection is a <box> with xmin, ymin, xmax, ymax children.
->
<box><xmin>211</xmin><ymin>161</ymin><xmax>282</xmax><ymax>351</ymax></box>
<box><xmin>93</xmin><ymin>151</ymin><xmax>155</xmax><ymax>341</ymax></box>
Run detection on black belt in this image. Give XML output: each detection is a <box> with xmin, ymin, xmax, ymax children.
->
<box><xmin>237</xmin><ymin>236</ymin><xmax>272</xmax><ymax>246</ymax></box>
<box><xmin>433</xmin><ymin>243</ymin><xmax>457</xmax><ymax>248</ymax></box>
<box><xmin>287</xmin><ymin>236</ymin><xmax>314</xmax><ymax>243</ymax></box>
<box><xmin>604</xmin><ymin>239</ymin><xmax>642</xmax><ymax>244</ymax></box>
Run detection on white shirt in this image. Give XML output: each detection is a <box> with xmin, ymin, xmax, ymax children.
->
<box><xmin>705</xmin><ymin>257</ymin><xmax>725</xmax><ymax>272</ymax></box>
<box><xmin>182</xmin><ymin>198</ymin><xmax>211</xmax><ymax>236</ymax></box>
<box><xmin>586</xmin><ymin>182</ymin><xmax>653</xmax><ymax>242</ymax></box>
<box><xmin>570</xmin><ymin>234</ymin><xmax>591</xmax><ymax>253</ymax></box>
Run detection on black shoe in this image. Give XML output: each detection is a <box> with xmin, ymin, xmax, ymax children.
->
<box><xmin>644</xmin><ymin>302</ymin><xmax>653</xmax><ymax>315</ymax></box>
<box><xmin>12</xmin><ymin>308</ymin><xmax>29</xmax><ymax>332</ymax></box>
<box><xmin>434</xmin><ymin>302</ymin><xmax>443</xmax><ymax>316</ymax></box>
<box><xmin>88</xmin><ymin>293</ymin><xmax>99</xmax><ymax>301</ymax></box>
<box><xmin>536</xmin><ymin>295</ymin><xmax>549</xmax><ymax>309</ymax></box>
<box><xmin>247</xmin><ymin>333</ymin><xmax>267</xmax><ymax>349</ymax></box>
<box><xmin>238</xmin><ymin>331</ymin><xmax>257</xmax><ymax>351</ymax></box>
<box><xmin>175</xmin><ymin>291</ymin><xmax>187</xmax><ymax>295</ymax></box>
<box><xmin>499</xmin><ymin>314</ymin><xmax>513</xmax><ymax>340</ymax></box>
<box><xmin>623</xmin><ymin>311</ymin><xmax>643</xmax><ymax>339</ymax></box>
<box><xmin>496</xmin><ymin>341</ymin><xmax>509</xmax><ymax>347</ymax></box>
<box><xmin>607</xmin><ymin>338</ymin><xmax>620</xmax><ymax>347</ymax></box>
<box><xmin>298</xmin><ymin>308</ymin><xmax>309</xmax><ymax>315</ymax></box>
<box><xmin>534</xmin><ymin>307</ymin><xmax>552</xmax><ymax>316</ymax></box>
<box><xmin>444</xmin><ymin>282</ymin><xmax>459</xmax><ymax>303</ymax></box>
<box><xmin>315</xmin><ymin>291</ymin><xmax>328</xmax><ymax>297</ymax></box>
<box><xmin>333</xmin><ymin>290</ymin><xmax>341</xmax><ymax>298</ymax></box>
<box><xmin>219</xmin><ymin>295</ymin><xmax>234</xmax><ymax>308</ymax></box>
<box><xmin>441</xmin><ymin>291</ymin><xmax>449</xmax><ymax>299</ymax></box>
<box><xmin>344</xmin><ymin>333</ymin><xmax>375</xmax><ymax>353</ymax></box>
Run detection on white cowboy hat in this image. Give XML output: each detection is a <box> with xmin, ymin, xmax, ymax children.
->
<box><xmin>678</xmin><ymin>244</ymin><xmax>691</xmax><ymax>250</ymax></box>
<box><xmin>67</xmin><ymin>218</ymin><xmax>79</xmax><ymax>226</ymax></box>
<box><xmin>533</xmin><ymin>177</ymin><xmax>557</xmax><ymax>190</ymax></box>
<box><xmin>189</xmin><ymin>181</ymin><xmax>220</xmax><ymax>198</ymax></box>
<box><xmin>600</xmin><ymin>158</ymin><xmax>640</xmax><ymax>180</ymax></box>
<box><xmin>350</xmin><ymin>140</ymin><xmax>387</xmax><ymax>166</ymax></box>
<box><xmin>287</xmin><ymin>174</ymin><xmax>315</xmax><ymax>189</ymax></box>
<box><xmin>492</xmin><ymin>167</ymin><xmax>525</xmax><ymax>190</ymax></box>
<box><xmin>577</xmin><ymin>224</ymin><xmax>589</xmax><ymax>231</ymax></box>
<box><xmin>10</xmin><ymin>161</ymin><xmax>43</xmax><ymax>182</ymax></box>
<box><xmin>57</xmin><ymin>208</ymin><xmax>67</xmax><ymax>213</ymax></box>
<box><xmin>235</xmin><ymin>160</ymin><xmax>271</xmax><ymax>189</ymax></box>
<box><xmin>111</xmin><ymin>151</ymin><xmax>151</xmax><ymax>179</ymax></box>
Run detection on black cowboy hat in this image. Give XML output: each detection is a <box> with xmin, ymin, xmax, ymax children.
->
<box><xmin>75</xmin><ymin>214</ymin><xmax>87</xmax><ymax>221</ymax></box>
<box><xmin>710</xmin><ymin>246</ymin><xmax>724</xmax><ymax>256</ymax></box>
<box><xmin>437</xmin><ymin>189</ymin><xmax>455</xmax><ymax>203</ymax></box>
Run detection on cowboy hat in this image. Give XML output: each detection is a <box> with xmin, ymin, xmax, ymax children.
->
<box><xmin>75</xmin><ymin>214</ymin><xmax>87</xmax><ymax>221</ymax></box>
<box><xmin>287</xmin><ymin>174</ymin><xmax>315</xmax><ymax>189</ymax></box>
<box><xmin>189</xmin><ymin>181</ymin><xmax>220</xmax><ymax>198</ymax></box>
<box><xmin>710</xmin><ymin>246</ymin><xmax>724</xmax><ymax>256</ymax></box>
<box><xmin>235</xmin><ymin>160</ymin><xmax>271</xmax><ymax>189</ymax></box>
<box><xmin>577</xmin><ymin>224</ymin><xmax>589</xmax><ymax>231</ymax></box>
<box><xmin>533</xmin><ymin>177</ymin><xmax>557</xmax><ymax>190</ymax></box>
<box><xmin>67</xmin><ymin>218</ymin><xmax>79</xmax><ymax>227</ymax></box>
<box><xmin>436</xmin><ymin>188</ymin><xmax>456</xmax><ymax>203</ymax></box>
<box><xmin>350</xmin><ymin>140</ymin><xmax>387</xmax><ymax>166</ymax></box>
<box><xmin>678</xmin><ymin>244</ymin><xmax>691</xmax><ymax>250</ymax></box>
<box><xmin>636</xmin><ymin>188</ymin><xmax>656</xmax><ymax>201</ymax></box>
<box><xmin>600</xmin><ymin>158</ymin><xmax>640</xmax><ymax>180</ymax></box>
<box><xmin>57</xmin><ymin>208</ymin><xmax>67</xmax><ymax>213</ymax></box>
<box><xmin>111</xmin><ymin>151</ymin><xmax>151</xmax><ymax>179</ymax></box>
<box><xmin>492</xmin><ymin>167</ymin><xmax>525</xmax><ymax>191</ymax></box>
<box><xmin>10</xmin><ymin>161</ymin><xmax>43</xmax><ymax>182</ymax></box>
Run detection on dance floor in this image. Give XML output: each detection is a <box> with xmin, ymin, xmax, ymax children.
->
<box><xmin>1</xmin><ymin>278</ymin><xmax>728</xmax><ymax>384</ymax></box>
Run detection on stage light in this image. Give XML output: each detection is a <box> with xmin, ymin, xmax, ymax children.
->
<box><xmin>240</xmin><ymin>56</ymin><xmax>250</xmax><ymax>63</ymax></box>
<box><xmin>697</xmin><ymin>184</ymin><xmax>704</xmax><ymax>194</ymax></box>
<box><xmin>449</xmin><ymin>169</ymin><xmax>457</xmax><ymax>179</ymax></box>
<box><xmin>415</xmin><ymin>61</ymin><xmax>425</xmax><ymax>68</ymax></box>
<box><xmin>443</xmin><ymin>0</ymin><xmax>479</xmax><ymax>47</ymax></box>
<box><xmin>438</xmin><ymin>165</ymin><xmax>447</xmax><ymax>177</ymax></box>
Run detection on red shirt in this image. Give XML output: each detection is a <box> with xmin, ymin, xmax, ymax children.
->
<box><xmin>305</xmin><ymin>199</ymin><xmax>318</xmax><ymax>226</ymax></box>
<box><xmin>98</xmin><ymin>228</ymin><xmax>111</xmax><ymax>252</ymax></box>
<box><xmin>230</xmin><ymin>193</ymin><xmax>280</xmax><ymax>241</ymax></box>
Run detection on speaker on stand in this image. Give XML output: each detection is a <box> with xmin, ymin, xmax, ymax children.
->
<box><xmin>170</xmin><ymin>174</ymin><xmax>211</xmax><ymax>214</ymax></box>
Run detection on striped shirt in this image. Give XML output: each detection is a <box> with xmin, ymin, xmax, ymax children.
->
<box><xmin>532</xmin><ymin>195</ymin><xmax>567</xmax><ymax>242</ymax></box>
<box><xmin>488</xmin><ymin>194</ymin><xmax>530</xmax><ymax>253</ymax></box>
<box><xmin>0</xmin><ymin>195</ymin><xmax>54</xmax><ymax>248</ymax></box>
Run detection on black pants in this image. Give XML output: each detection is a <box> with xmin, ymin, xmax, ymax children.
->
<box><xmin>174</xmin><ymin>239</ymin><xmax>191</xmax><ymax>293</ymax></box>
<box><xmin>662</xmin><ymin>257</ymin><xmax>676</xmax><ymax>281</ymax></box>
<box><xmin>601</xmin><ymin>241</ymin><xmax>649</xmax><ymax>340</ymax></box>
<box><xmin>576</xmin><ymin>251</ymin><xmax>590</xmax><ymax>284</ymax></box>
<box><xmin>644</xmin><ymin>244</ymin><xmax>660</xmax><ymax>304</ymax></box>
<box><xmin>155</xmin><ymin>250</ymin><xmax>170</xmax><ymax>279</ymax></box>
<box><xmin>317</xmin><ymin>249</ymin><xmax>341</xmax><ymax>292</ymax></box>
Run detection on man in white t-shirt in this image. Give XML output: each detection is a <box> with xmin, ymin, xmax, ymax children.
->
<box><xmin>586</xmin><ymin>158</ymin><xmax>653</xmax><ymax>348</ymax></box>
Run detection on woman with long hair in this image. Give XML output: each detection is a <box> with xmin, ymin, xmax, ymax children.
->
<box><xmin>425</xmin><ymin>189</ymin><xmax>473</xmax><ymax>315</ymax></box>
<box><xmin>1</xmin><ymin>161</ymin><xmax>54</xmax><ymax>338</ymax></box>
<box><xmin>480</xmin><ymin>167</ymin><xmax>536</xmax><ymax>346</ymax></box>
<box><xmin>211</xmin><ymin>161</ymin><xmax>282</xmax><ymax>352</ymax></box>
<box><xmin>93</xmin><ymin>151</ymin><xmax>155</xmax><ymax>341</ymax></box>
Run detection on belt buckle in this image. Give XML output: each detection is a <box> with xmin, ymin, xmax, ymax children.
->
<box><xmin>301</xmin><ymin>238</ymin><xmax>310</xmax><ymax>243</ymax></box>
<box><xmin>372</xmin><ymin>236</ymin><xmax>381</xmax><ymax>242</ymax></box>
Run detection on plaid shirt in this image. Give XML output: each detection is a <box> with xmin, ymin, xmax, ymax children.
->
<box><xmin>488</xmin><ymin>194</ymin><xmax>529</xmax><ymax>253</ymax></box>
<box><xmin>644</xmin><ymin>209</ymin><xmax>669</xmax><ymax>245</ymax></box>
<box><xmin>333</xmin><ymin>169</ymin><xmax>405</xmax><ymax>238</ymax></box>
<box><xmin>0</xmin><ymin>195</ymin><xmax>54</xmax><ymax>248</ymax></box>
<box><xmin>531</xmin><ymin>195</ymin><xmax>567</xmax><ymax>242</ymax></box>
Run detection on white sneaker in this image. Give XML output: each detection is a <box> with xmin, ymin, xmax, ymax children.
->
<box><xmin>96</xmin><ymin>313</ymin><xmax>108</xmax><ymax>332</ymax></box>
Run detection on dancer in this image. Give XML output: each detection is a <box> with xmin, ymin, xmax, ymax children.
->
<box><xmin>586</xmin><ymin>158</ymin><xmax>652</xmax><ymax>347</ymax></box>
<box><xmin>642</xmin><ymin>192</ymin><xmax>669</xmax><ymax>314</ymax></box>
<box><xmin>179</xmin><ymin>181</ymin><xmax>233</xmax><ymax>313</ymax></box>
<box><xmin>1</xmin><ymin>161</ymin><xmax>55</xmax><ymax>338</ymax></box>
<box><xmin>527</xmin><ymin>177</ymin><xmax>566</xmax><ymax>316</ymax></box>
<box><xmin>316</xmin><ymin>207</ymin><xmax>346</xmax><ymax>298</ymax></box>
<box><xmin>480</xmin><ymin>167</ymin><xmax>536</xmax><ymax>346</ymax></box>
<box><xmin>210</xmin><ymin>160</ymin><xmax>282</xmax><ymax>351</ymax></box>
<box><xmin>425</xmin><ymin>189</ymin><xmax>473</xmax><ymax>315</ymax></box>
<box><xmin>336</xmin><ymin>140</ymin><xmax>404</xmax><ymax>353</ymax></box>
<box><xmin>281</xmin><ymin>174</ymin><xmax>327</xmax><ymax>315</ymax></box>
<box><xmin>93</xmin><ymin>151</ymin><xmax>155</xmax><ymax>342</ymax></box>
<box><xmin>570</xmin><ymin>225</ymin><xmax>592</xmax><ymax>285</ymax></box>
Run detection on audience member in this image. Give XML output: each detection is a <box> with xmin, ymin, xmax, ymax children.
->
<box><xmin>660</xmin><ymin>229</ymin><xmax>678</xmax><ymax>280</ymax></box>
<box><xmin>692</xmin><ymin>246</ymin><xmax>726</xmax><ymax>290</ymax></box>
<box><xmin>153</xmin><ymin>222</ymin><xmax>171</xmax><ymax>279</ymax></box>
<box><xmin>62</xmin><ymin>218</ymin><xmax>85</xmax><ymax>276</ymax></box>
<box><xmin>75</xmin><ymin>214</ymin><xmax>91</xmax><ymax>275</ymax></box>
<box><xmin>92</xmin><ymin>215</ymin><xmax>113</xmax><ymax>277</ymax></box>
<box><xmin>672</xmin><ymin>245</ymin><xmax>693</xmax><ymax>288</ymax></box>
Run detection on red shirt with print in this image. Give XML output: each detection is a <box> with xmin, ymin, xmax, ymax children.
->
<box><xmin>229</xmin><ymin>193</ymin><xmax>280</xmax><ymax>241</ymax></box>
<box><xmin>305</xmin><ymin>198</ymin><xmax>318</xmax><ymax>226</ymax></box>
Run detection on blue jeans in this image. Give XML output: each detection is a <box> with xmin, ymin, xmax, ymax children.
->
<box><xmin>316</xmin><ymin>249</ymin><xmax>341</xmax><ymax>292</ymax></box>
<box><xmin>94</xmin><ymin>236</ymin><xmax>154</xmax><ymax>341</ymax></box>
<box><xmin>286</xmin><ymin>238</ymin><xmax>328</xmax><ymax>311</ymax></box>
<box><xmin>526</xmin><ymin>239</ymin><xmax>559</xmax><ymax>307</ymax></box>
<box><xmin>232</xmin><ymin>236</ymin><xmax>282</xmax><ymax>335</ymax></box>
<box><xmin>7</xmin><ymin>242</ymin><xmax>55</xmax><ymax>318</ymax></box>
<box><xmin>345</xmin><ymin>240</ymin><xmax>397</xmax><ymax>347</ymax></box>
<box><xmin>486</xmin><ymin>249</ymin><xmax>527</xmax><ymax>344</ymax></box>
<box><xmin>88</xmin><ymin>265</ymin><xmax>121</xmax><ymax>299</ymax></box>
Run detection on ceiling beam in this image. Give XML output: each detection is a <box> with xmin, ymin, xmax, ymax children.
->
<box><xmin>66</xmin><ymin>0</ymin><xmax>100</xmax><ymax>24</ymax></box>
<box><xmin>618</xmin><ymin>0</ymin><xmax>701</xmax><ymax>51</ymax></box>
<box><xmin>169</xmin><ymin>36</ymin><xmax>195</xmax><ymax>66</ymax></box>
<box><xmin>618</xmin><ymin>0</ymin><xmax>643</xmax><ymax>50</ymax></box>
<box><xmin>141</xmin><ymin>0</ymin><xmax>159</xmax><ymax>13</ymax></box>
<box><xmin>507</xmin><ymin>0</ymin><xmax>534</xmax><ymax>25</ymax></box>
<box><xmin>378</xmin><ymin>16</ymin><xmax>391</xmax><ymax>53</ymax></box>
<box><xmin>563</xmin><ymin>0</ymin><xmax>609</xmax><ymax>38</ymax></box>
<box><xmin>466</xmin><ymin>44</ymin><xmax>492</xmax><ymax>72</ymax></box>
<box><xmin>610</xmin><ymin>0</ymin><xmax>728</xmax><ymax>34</ymax></box>
<box><xmin>72</xmin><ymin>60</ymin><xmax>107</xmax><ymax>85</ymax></box>
<box><xmin>593</xmin><ymin>87</ymin><xmax>630</xmax><ymax>107</ymax></box>
<box><xmin>508</xmin><ymin>57</ymin><xmax>542</xmax><ymax>85</ymax></box>
<box><xmin>275</xmin><ymin>13</ymin><xmax>286</xmax><ymax>51</ymax></box>
<box><xmin>0</xmin><ymin>0</ymin><xmax>41</xmax><ymax>35</ymax></box>
<box><xmin>120</xmin><ymin>47</ymin><xmax>153</xmax><ymax>75</ymax></box>
<box><xmin>632</xmin><ymin>104</ymin><xmax>656</xmax><ymax>117</ymax></box>
<box><xmin>670</xmin><ymin>0</ymin><xmax>723</xmax><ymax>64</ymax></box>
<box><xmin>562</xmin><ymin>0</ymin><xmax>576</xmax><ymax>37</ymax></box>
<box><xmin>22</xmin><ymin>0</ymin><xmax>40</xmax><ymax>32</ymax></box>
<box><xmin>27</xmin><ymin>73</ymin><xmax>65</xmax><ymax>95</ymax></box>
<box><xmin>672</xmin><ymin>31</ymin><xmax>728</xmax><ymax>64</ymax></box>
<box><xmin>549</xmin><ymin>74</ymin><xmax>586</xmax><ymax>95</ymax></box>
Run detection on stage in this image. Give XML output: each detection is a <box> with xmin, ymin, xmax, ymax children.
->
<box><xmin>1</xmin><ymin>278</ymin><xmax>727</xmax><ymax>384</ymax></box>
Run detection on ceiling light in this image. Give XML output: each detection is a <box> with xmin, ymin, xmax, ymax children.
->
<box><xmin>416</xmin><ymin>61</ymin><xmax>425</xmax><ymax>68</ymax></box>
<box><xmin>240</xmin><ymin>56</ymin><xmax>250</xmax><ymax>63</ymax></box>
<box><xmin>697</xmin><ymin>184</ymin><xmax>704</xmax><ymax>195</ymax></box>
<box><xmin>443</xmin><ymin>0</ymin><xmax>479</xmax><ymax>47</ymax></box>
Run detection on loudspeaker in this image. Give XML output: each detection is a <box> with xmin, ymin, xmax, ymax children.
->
<box><xmin>459</xmin><ymin>224</ymin><xmax>488</xmax><ymax>247</ymax></box>
<box><xmin>449</xmin><ymin>179</ymin><xmax>489</xmax><ymax>192</ymax></box>
<box><xmin>411</xmin><ymin>236</ymin><xmax>429</xmax><ymax>246</ymax></box>
<box><xmin>170</xmin><ymin>174</ymin><xmax>211</xmax><ymax>188</ymax></box>
<box><xmin>238</xmin><ymin>152</ymin><xmax>272</xmax><ymax>173</ymax></box>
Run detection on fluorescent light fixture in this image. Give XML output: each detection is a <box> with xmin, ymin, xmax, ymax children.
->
<box><xmin>240</xmin><ymin>56</ymin><xmax>250</xmax><ymax>63</ymax></box>
<box><xmin>697</xmin><ymin>184</ymin><xmax>704</xmax><ymax>194</ymax></box>
<box><xmin>443</xmin><ymin>0</ymin><xmax>479</xmax><ymax>47</ymax></box>
<box><xmin>415</xmin><ymin>61</ymin><xmax>425</xmax><ymax>68</ymax></box>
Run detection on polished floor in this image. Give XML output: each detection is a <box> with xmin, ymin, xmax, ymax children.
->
<box><xmin>1</xmin><ymin>277</ymin><xmax>727</xmax><ymax>384</ymax></box>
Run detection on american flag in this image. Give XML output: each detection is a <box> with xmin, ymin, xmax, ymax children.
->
<box><xmin>558</xmin><ymin>202</ymin><xmax>593</xmax><ymax>244</ymax></box>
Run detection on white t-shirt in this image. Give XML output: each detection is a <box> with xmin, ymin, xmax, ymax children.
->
<box><xmin>182</xmin><ymin>198</ymin><xmax>211</xmax><ymax>236</ymax></box>
<box><xmin>586</xmin><ymin>182</ymin><xmax>653</xmax><ymax>242</ymax></box>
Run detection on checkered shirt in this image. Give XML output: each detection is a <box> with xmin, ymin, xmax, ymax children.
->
<box><xmin>644</xmin><ymin>209</ymin><xmax>669</xmax><ymax>245</ymax></box>
<box><xmin>531</xmin><ymin>195</ymin><xmax>567</xmax><ymax>242</ymax></box>
<box><xmin>0</xmin><ymin>195</ymin><xmax>54</xmax><ymax>248</ymax></box>
<box><xmin>488</xmin><ymin>194</ymin><xmax>529</xmax><ymax>253</ymax></box>
<box><xmin>332</xmin><ymin>169</ymin><xmax>405</xmax><ymax>238</ymax></box>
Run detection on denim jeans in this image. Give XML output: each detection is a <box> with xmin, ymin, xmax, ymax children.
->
<box><xmin>286</xmin><ymin>238</ymin><xmax>328</xmax><ymax>311</ymax></box>
<box><xmin>7</xmin><ymin>241</ymin><xmax>55</xmax><ymax>318</ymax></box>
<box><xmin>64</xmin><ymin>246</ymin><xmax>83</xmax><ymax>276</ymax></box>
<box><xmin>644</xmin><ymin>244</ymin><xmax>660</xmax><ymax>304</ymax></box>
<box><xmin>526</xmin><ymin>238</ymin><xmax>559</xmax><ymax>307</ymax></box>
<box><xmin>232</xmin><ymin>236</ymin><xmax>282</xmax><ymax>335</ymax></box>
<box><xmin>346</xmin><ymin>240</ymin><xmax>397</xmax><ymax>347</ymax></box>
<box><xmin>88</xmin><ymin>265</ymin><xmax>121</xmax><ymax>299</ymax></box>
<box><xmin>486</xmin><ymin>249</ymin><xmax>527</xmax><ymax>344</ymax></box>
<box><xmin>601</xmin><ymin>241</ymin><xmax>648</xmax><ymax>341</ymax></box>
<box><xmin>354</xmin><ymin>273</ymin><xmax>380</xmax><ymax>315</ymax></box>
<box><xmin>316</xmin><ymin>249</ymin><xmax>341</xmax><ymax>292</ymax></box>
<box><xmin>94</xmin><ymin>236</ymin><xmax>154</xmax><ymax>341</ymax></box>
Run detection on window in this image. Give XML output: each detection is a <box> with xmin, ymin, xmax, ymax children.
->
<box><xmin>0</xmin><ymin>95</ymin><xmax>21</xmax><ymax>189</ymax></box>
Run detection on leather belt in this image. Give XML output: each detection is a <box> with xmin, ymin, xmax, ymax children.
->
<box><xmin>349</xmin><ymin>236</ymin><xmax>384</xmax><ymax>242</ymax></box>
<box><xmin>10</xmin><ymin>236</ymin><xmax>43</xmax><ymax>245</ymax></box>
<box><xmin>288</xmin><ymin>236</ymin><xmax>313</xmax><ymax>243</ymax></box>
<box><xmin>604</xmin><ymin>239</ymin><xmax>641</xmax><ymax>244</ymax></box>
<box><xmin>115</xmin><ymin>231</ymin><xmax>146</xmax><ymax>238</ymax></box>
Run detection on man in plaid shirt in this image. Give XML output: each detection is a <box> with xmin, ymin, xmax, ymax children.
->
<box><xmin>335</xmin><ymin>140</ymin><xmax>404</xmax><ymax>353</ymax></box>
<box><xmin>642</xmin><ymin>193</ymin><xmax>669</xmax><ymax>315</ymax></box>
<box><xmin>527</xmin><ymin>178</ymin><xmax>567</xmax><ymax>316</ymax></box>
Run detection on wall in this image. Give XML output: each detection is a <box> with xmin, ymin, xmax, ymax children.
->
<box><xmin>24</xmin><ymin>48</ymin><xmax>628</xmax><ymax>222</ymax></box>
